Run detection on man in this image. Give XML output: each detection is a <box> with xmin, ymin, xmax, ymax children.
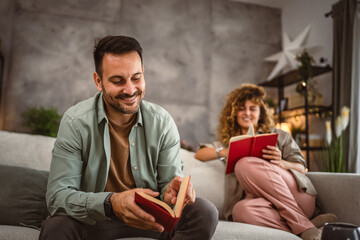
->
<box><xmin>39</xmin><ymin>35</ymin><xmax>218</xmax><ymax>239</ymax></box>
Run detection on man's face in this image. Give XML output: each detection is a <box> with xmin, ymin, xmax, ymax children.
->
<box><xmin>94</xmin><ymin>51</ymin><xmax>145</xmax><ymax>115</ymax></box>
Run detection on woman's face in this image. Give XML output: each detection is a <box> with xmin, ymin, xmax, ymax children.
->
<box><xmin>236</xmin><ymin>100</ymin><xmax>261</xmax><ymax>133</ymax></box>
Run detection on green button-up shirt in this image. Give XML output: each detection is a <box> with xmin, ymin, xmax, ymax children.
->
<box><xmin>46</xmin><ymin>92</ymin><xmax>183</xmax><ymax>225</ymax></box>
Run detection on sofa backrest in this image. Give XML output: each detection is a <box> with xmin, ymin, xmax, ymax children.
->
<box><xmin>0</xmin><ymin>130</ymin><xmax>55</xmax><ymax>171</ymax></box>
<box><xmin>181</xmin><ymin>149</ymin><xmax>226</xmax><ymax>219</ymax></box>
<box><xmin>0</xmin><ymin>130</ymin><xmax>227</xmax><ymax>219</ymax></box>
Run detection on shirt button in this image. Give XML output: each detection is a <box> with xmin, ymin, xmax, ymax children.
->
<box><xmin>131</xmin><ymin>142</ymin><xmax>135</xmax><ymax>146</ymax></box>
<box><xmin>133</xmin><ymin>166</ymin><xmax>138</xmax><ymax>171</ymax></box>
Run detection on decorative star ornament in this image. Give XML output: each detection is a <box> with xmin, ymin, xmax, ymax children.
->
<box><xmin>265</xmin><ymin>25</ymin><xmax>311</xmax><ymax>80</ymax></box>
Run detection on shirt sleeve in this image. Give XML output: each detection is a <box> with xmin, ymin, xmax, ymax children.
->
<box><xmin>157</xmin><ymin>115</ymin><xmax>184</xmax><ymax>201</ymax></box>
<box><xmin>276</xmin><ymin>129</ymin><xmax>306</xmax><ymax>166</ymax></box>
<box><xmin>46</xmin><ymin>114</ymin><xmax>109</xmax><ymax>225</ymax></box>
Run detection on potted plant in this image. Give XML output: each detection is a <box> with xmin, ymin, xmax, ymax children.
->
<box><xmin>21</xmin><ymin>106</ymin><xmax>62</xmax><ymax>137</ymax></box>
<box><xmin>291</xmin><ymin>49</ymin><xmax>323</xmax><ymax>107</ymax></box>
<box><xmin>324</xmin><ymin>106</ymin><xmax>350</xmax><ymax>172</ymax></box>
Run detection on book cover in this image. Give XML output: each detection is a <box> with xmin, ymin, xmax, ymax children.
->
<box><xmin>134</xmin><ymin>175</ymin><xmax>191</xmax><ymax>232</ymax></box>
<box><xmin>225</xmin><ymin>133</ymin><xmax>278</xmax><ymax>174</ymax></box>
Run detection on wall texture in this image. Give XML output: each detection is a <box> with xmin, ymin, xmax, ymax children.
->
<box><xmin>0</xmin><ymin>0</ymin><xmax>15</xmax><ymax>129</ymax></box>
<box><xmin>0</xmin><ymin>0</ymin><xmax>281</xmax><ymax>147</ymax></box>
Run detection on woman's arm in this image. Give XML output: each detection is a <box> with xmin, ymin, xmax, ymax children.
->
<box><xmin>270</xmin><ymin>159</ymin><xmax>306</xmax><ymax>174</ymax></box>
<box><xmin>195</xmin><ymin>147</ymin><xmax>228</xmax><ymax>162</ymax></box>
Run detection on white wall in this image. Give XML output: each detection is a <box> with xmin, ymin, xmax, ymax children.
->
<box><xmin>282</xmin><ymin>0</ymin><xmax>338</xmax><ymax>65</ymax></box>
<box><xmin>280</xmin><ymin>0</ymin><xmax>338</xmax><ymax>107</ymax></box>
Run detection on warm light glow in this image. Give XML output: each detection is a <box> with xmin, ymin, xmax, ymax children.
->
<box><xmin>275</xmin><ymin>122</ymin><xmax>292</xmax><ymax>135</ymax></box>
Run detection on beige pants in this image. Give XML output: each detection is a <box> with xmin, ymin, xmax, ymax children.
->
<box><xmin>232</xmin><ymin>157</ymin><xmax>316</xmax><ymax>235</ymax></box>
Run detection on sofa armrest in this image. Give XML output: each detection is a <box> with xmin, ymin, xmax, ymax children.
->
<box><xmin>306</xmin><ymin>172</ymin><xmax>360</xmax><ymax>226</ymax></box>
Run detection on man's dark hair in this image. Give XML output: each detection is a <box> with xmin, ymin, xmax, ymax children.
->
<box><xmin>93</xmin><ymin>35</ymin><xmax>143</xmax><ymax>79</ymax></box>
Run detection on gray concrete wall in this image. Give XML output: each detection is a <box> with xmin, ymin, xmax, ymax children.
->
<box><xmin>0</xmin><ymin>0</ymin><xmax>15</xmax><ymax>129</ymax></box>
<box><xmin>0</xmin><ymin>0</ymin><xmax>281</xmax><ymax>148</ymax></box>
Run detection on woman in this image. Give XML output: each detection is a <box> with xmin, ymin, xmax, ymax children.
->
<box><xmin>195</xmin><ymin>84</ymin><xmax>336</xmax><ymax>240</ymax></box>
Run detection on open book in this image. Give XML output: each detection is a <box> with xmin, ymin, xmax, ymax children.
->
<box><xmin>225</xmin><ymin>133</ymin><xmax>278</xmax><ymax>174</ymax></box>
<box><xmin>134</xmin><ymin>175</ymin><xmax>191</xmax><ymax>232</ymax></box>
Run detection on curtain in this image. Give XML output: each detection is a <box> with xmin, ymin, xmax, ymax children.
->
<box><xmin>331</xmin><ymin>0</ymin><xmax>357</xmax><ymax>172</ymax></box>
<box><xmin>349</xmin><ymin>4</ymin><xmax>360</xmax><ymax>173</ymax></box>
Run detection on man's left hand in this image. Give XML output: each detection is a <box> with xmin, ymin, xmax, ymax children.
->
<box><xmin>163</xmin><ymin>176</ymin><xmax>196</xmax><ymax>206</ymax></box>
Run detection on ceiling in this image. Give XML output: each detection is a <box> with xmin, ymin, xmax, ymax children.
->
<box><xmin>229</xmin><ymin>0</ymin><xmax>295</xmax><ymax>9</ymax></box>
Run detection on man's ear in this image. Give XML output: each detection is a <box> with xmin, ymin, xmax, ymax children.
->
<box><xmin>93</xmin><ymin>72</ymin><xmax>103</xmax><ymax>92</ymax></box>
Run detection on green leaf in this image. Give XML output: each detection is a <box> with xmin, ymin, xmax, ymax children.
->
<box><xmin>21</xmin><ymin>107</ymin><xmax>62</xmax><ymax>137</ymax></box>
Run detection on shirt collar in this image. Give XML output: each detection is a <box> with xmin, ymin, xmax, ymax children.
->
<box><xmin>96</xmin><ymin>92</ymin><xmax>107</xmax><ymax>125</ymax></box>
<box><xmin>136</xmin><ymin>102</ymin><xmax>144</xmax><ymax>127</ymax></box>
<box><xmin>96</xmin><ymin>91</ymin><xmax>144</xmax><ymax>127</ymax></box>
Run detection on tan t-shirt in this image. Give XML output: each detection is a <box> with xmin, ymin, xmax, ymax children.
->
<box><xmin>105</xmin><ymin>115</ymin><xmax>136</xmax><ymax>192</ymax></box>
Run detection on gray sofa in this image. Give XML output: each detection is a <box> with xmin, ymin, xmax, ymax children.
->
<box><xmin>0</xmin><ymin>130</ymin><xmax>359</xmax><ymax>240</ymax></box>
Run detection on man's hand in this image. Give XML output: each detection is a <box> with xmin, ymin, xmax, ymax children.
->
<box><xmin>163</xmin><ymin>176</ymin><xmax>196</xmax><ymax>206</ymax></box>
<box><xmin>110</xmin><ymin>188</ymin><xmax>164</xmax><ymax>232</ymax></box>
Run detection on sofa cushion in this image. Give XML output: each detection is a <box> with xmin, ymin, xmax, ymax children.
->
<box><xmin>0</xmin><ymin>225</ymin><xmax>40</xmax><ymax>240</ymax></box>
<box><xmin>0</xmin><ymin>164</ymin><xmax>48</xmax><ymax>230</ymax></box>
<box><xmin>213</xmin><ymin>221</ymin><xmax>301</xmax><ymax>240</ymax></box>
<box><xmin>0</xmin><ymin>130</ymin><xmax>55</xmax><ymax>171</ymax></box>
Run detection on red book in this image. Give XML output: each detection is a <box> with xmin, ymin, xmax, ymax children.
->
<box><xmin>225</xmin><ymin>133</ymin><xmax>278</xmax><ymax>174</ymax></box>
<box><xmin>134</xmin><ymin>176</ymin><xmax>191</xmax><ymax>232</ymax></box>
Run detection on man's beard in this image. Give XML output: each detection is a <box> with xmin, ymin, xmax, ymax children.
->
<box><xmin>102</xmin><ymin>88</ymin><xmax>143</xmax><ymax>115</ymax></box>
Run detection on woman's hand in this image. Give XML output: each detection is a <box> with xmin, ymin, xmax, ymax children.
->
<box><xmin>219</xmin><ymin>148</ymin><xmax>229</xmax><ymax>159</ymax></box>
<box><xmin>262</xmin><ymin>145</ymin><xmax>282</xmax><ymax>162</ymax></box>
<box><xmin>262</xmin><ymin>145</ymin><xmax>306</xmax><ymax>174</ymax></box>
<box><xmin>262</xmin><ymin>145</ymin><xmax>287</xmax><ymax>169</ymax></box>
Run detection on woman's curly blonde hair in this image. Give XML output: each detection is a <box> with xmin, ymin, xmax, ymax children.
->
<box><xmin>217</xmin><ymin>83</ymin><xmax>275</xmax><ymax>146</ymax></box>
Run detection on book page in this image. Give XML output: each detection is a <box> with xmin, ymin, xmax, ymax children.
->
<box><xmin>229</xmin><ymin>135</ymin><xmax>252</xmax><ymax>143</ymax></box>
<box><xmin>254</xmin><ymin>133</ymin><xmax>278</xmax><ymax>137</ymax></box>
<box><xmin>173</xmin><ymin>175</ymin><xmax>191</xmax><ymax>217</ymax></box>
<box><xmin>136</xmin><ymin>191</ymin><xmax>175</xmax><ymax>217</ymax></box>
<box><xmin>230</xmin><ymin>133</ymin><xmax>277</xmax><ymax>143</ymax></box>
<box><xmin>247</xmin><ymin>122</ymin><xmax>255</xmax><ymax>136</ymax></box>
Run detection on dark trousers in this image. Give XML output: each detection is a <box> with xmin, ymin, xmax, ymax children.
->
<box><xmin>39</xmin><ymin>197</ymin><xmax>218</xmax><ymax>240</ymax></box>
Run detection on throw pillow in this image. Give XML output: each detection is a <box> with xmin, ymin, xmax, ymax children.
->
<box><xmin>0</xmin><ymin>164</ymin><xmax>49</xmax><ymax>230</ymax></box>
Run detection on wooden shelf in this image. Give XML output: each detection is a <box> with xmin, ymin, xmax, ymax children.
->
<box><xmin>300</xmin><ymin>146</ymin><xmax>324</xmax><ymax>151</ymax></box>
<box><xmin>257</xmin><ymin>65</ymin><xmax>333</xmax><ymax>170</ymax></box>
<box><xmin>259</xmin><ymin>65</ymin><xmax>332</xmax><ymax>87</ymax></box>
<box><xmin>274</xmin><ymin>105</ymin><xmax>332</xmax><ymax>119</ymax></box>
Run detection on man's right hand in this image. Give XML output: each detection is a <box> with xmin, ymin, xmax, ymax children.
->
<box><xmin>110</xmin><ymin>188</ymin><xmax>165</xmax><ymax>232</ymax></box>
